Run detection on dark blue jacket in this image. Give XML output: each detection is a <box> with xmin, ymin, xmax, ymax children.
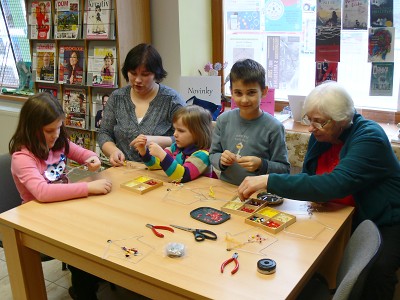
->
<box><xmin>268</xmin><ymin>113</ymin><xmax>400</xmax><ymax>227</ymax></box>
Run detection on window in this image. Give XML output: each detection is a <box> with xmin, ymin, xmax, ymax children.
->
<box><xmin>0</xmin><ymin>0</ymin><xmax>30</xmax><ymax>89</ymax></box>
<box><xmin>222</xmin><ymin>0</ymin><xmax>400</xmax><ymax>111</ymax></box>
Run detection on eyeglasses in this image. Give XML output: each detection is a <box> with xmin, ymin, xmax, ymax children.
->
<box><xmin>302</xmin><ymin>115</ymin><xmax>331</xmax><ymax>130</ymax></box>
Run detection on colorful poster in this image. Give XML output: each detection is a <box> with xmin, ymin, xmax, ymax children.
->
<box><xmin>342</xmin><ymin>0</ymin><xmax>368</xmax><ymax>30</ymax></box>
<box><xmin>265</xmin><ymin>0</ymin><xmax>302</xmax><ymax>32</ymax></box>
<box><xmin>227</xmin><ymin>11</ymin><xmax>261</xmax><ymax>31</ymax></box>
<box><xmin>315</xmin><ymin>0</ymin><xmax>341</xmax><ymax>62</ymax></box>
<box><xmin>369</xmin><ymin>62</ymin><xmax>394</xmax><ymax>96</ymax></box>
<box><xmin>370</xmin><ymin>0</ymin><xmax>393</xmax><ymax>27</ymax></box>
<box><xmin>315</xmin><ymin>61</ymin><xmax>338</xmax><ymax>86</ymax></box>
<box><xmin>368</xmin><ymin>27</ymin><xmax>395</xmax><ymax>62</ymax></box>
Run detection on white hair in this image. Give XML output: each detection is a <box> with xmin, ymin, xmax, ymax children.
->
<box><xmin>303</xmin><ymin>81</ymin><xmax>355</xmax><ymax>124</ymax></box>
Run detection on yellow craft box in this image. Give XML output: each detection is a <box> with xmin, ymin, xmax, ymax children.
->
<box><xmin>245</xmin><ymin>207</ymin><xmax>296</xmax><ymax>234</ymax></box>
<box><xmin>221</xmin><ymin>196</ymin><xmax>268</xmax><ymax>217</ymax></box>
<box><xmin>120</xmin><ymin>176</ymin><xmax>163</xmax><ymax>194</ymax></box>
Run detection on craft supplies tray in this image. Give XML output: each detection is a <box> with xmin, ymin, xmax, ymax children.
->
<box><xmin>221</xmin><ymin>196</ymin><xmax>268</xmax><ymax>217</ymax></box>
<box><xmin>245</xmin><ymin>207</ymin><xmax>296</xmax><ymax>234</ymax></box>
<box><xmin>120</xmin><ymin>175</ymin><xmax>163</xmax><ymax>194</ymax></box>
<box><xmin>190</xmin><ymin>207</ymin><xmax>230</xmax><ymax>225</ymax></box>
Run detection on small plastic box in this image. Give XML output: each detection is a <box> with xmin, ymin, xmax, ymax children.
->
<box><xmin>120</xmin><ymin>176</ymin><xmax>163</xmax><ymax>194</ymax></box>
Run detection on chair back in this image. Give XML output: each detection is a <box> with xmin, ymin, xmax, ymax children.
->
<box><xmin>333</xmin><ymin>220</ymin><xmax>382</xmax><ymax>300</ymax></box>
<box><xmin>0</xmin><ymin>153</ymin><xmax>22</xmax><ymax>213</ymax></box>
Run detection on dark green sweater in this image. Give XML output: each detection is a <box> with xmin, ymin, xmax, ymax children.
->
<box><xmin>268</xmin><ymin>113</ymin><xmax>400</xmax><ymax>227</ymax></box>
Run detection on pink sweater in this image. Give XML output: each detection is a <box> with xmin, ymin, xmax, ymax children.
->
<box><xmin>11</xmin><ymin>141</ymin><xmax>97</xmax><ymax>204</ymax></box>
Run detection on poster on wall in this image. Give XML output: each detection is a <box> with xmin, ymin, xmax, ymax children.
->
<box><xmin>265</xmin><ymin>0</ymin><xmax>302</xmax><ymax>32</ymax></box>
<box><xmin>342</xmin><ymin>0</ymin><xmax>368</xmax><ymax>30</ymax></box>
<box><xmin>370</xmin><ymin>0</ymin><xmax>393</xmax><ymax>27</ymax></box>
<box><xmin>315</xmin><ymin>0</ymin><xmax>341</xmax><ymax>62</ymax></box>
<box><xmin>369</xmin><ymin>62</ymin><xmax>394</xmax><ymax>96</ymax></box>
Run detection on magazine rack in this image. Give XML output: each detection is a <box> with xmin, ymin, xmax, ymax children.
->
<box><xmin>26</xmin><ymin>0</ymin><xmax>150</xmax><ymax>165</ymax></box>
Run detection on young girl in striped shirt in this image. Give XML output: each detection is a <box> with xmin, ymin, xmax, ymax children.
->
<box><xmin>133</xmin><ymin>105</ymin><xmax>214</xmax><ymax>182</ymax></box>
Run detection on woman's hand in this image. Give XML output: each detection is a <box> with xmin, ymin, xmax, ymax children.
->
<box><xmin>88</xmin><ymin>179</ymin><xmax>112</xmax><ymax>195</ymax></box>
<box><xmin>237</xmin><ymin>156</ymin><xmax>262</xmax><ymax>172</ymax></box>
<box><xmin>109</xmin><ymin>149</ymin><xmax>125</xmax><ymax>167</ymax></box>
<box><xmin>220</xmin><ymin>150</ymin><xmax>237</xmax><ymax>167</ymax></box>
<box><xmin>148</xmin><ymin>142</ymin><xmax>167</xmax><ymax>161</ymax></box>
<box><xmin>85</xmin><ymin>156</ymin><xmax>101</xmax><ymax>172</ymax></box>
<box><xmin>238</xmin><ymin>175</ymin><xmax>269</xmax><ymax>201</ymax></box>
<box><xmin>130</xmin><ymin>134</ymin><xmax>147</xmax><ymax>156</ymax></box>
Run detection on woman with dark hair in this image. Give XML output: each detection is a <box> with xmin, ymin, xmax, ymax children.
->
<box><xmin>98</xmin><ymin>43</ymin><xmax>186</xmax><ymax>165</ymax></box>
<box><xmin>65</xmin><ymin>51</ymin><xmax>83</xmax><ymax>84</ymax></box>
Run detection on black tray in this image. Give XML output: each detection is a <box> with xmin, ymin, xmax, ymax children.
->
<box><xmin>190</xmin><ymin>207</ymin><xmax>230</xmax><ymax>225</ymax></box>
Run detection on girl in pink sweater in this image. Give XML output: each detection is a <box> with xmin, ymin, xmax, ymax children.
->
<box><xmin>9</xmin><ymin>92</ymin><xmax>112</xmax><ymax>204</ymax></box>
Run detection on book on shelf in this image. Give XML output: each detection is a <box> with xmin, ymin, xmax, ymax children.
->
<box><xmin>63</xmin><ymin>87</ymin><xmax>89</xmax><ymax>129</ymax></box>
<box><xmin>33</xmin><ymin>42</ymin><xmax>56</xmax><ymax>83</ymax></box>
<box><xmin>37</xmin><ymin>84</ymin><xmax>59</xmax><ymax>98</ymax></box>
<box><xmin>58</xmin><ymin>45</ymin><xmax>85</xmax><ymax>85</ymax></box>
<box><xmin>29</xmin><ymin>1</ymin><xmax>52</xmax><ymax>39</ymax></box>
<box><xmin>84</xmin><ymin>0</ymin><xmax>114</xmax><ymax>39</ymax></box>
<box><xmin>87</xmin><ymin>45</ymin><xmax>117</xmax><ymax>87</ymax></box>
<box><xmin>370</xmin><ymin>0</ymin><xmax>393</xmax><ymax>27</ymax></box>
<box><xmin>54</xmin><ymin>0</ymin><xmax>81</xmax><ymax>39</ymax></box>
<box><xmin>90</xmin><ymin>87</ymin><xmax>114</xmax><ymax>131</ymax></box>
<box><xmin>68</xmin><ymin>128</ymin><xmax>93</xmax><ymax>150</ymax></box>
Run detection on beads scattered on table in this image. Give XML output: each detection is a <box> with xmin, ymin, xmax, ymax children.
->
<box><xmin>248</xmin><ymin>234</ymin><xmax>267</xmax><ymax>244</ymax></box>
<box><xmin>240</xmin><ymin>207</ymin><xmax>255</xmax><ymax>213</ymax></box>
<box><xmin>121</xmin><ymin>246</ymin><xmax>139</xmax><ymax>257</ymax></box>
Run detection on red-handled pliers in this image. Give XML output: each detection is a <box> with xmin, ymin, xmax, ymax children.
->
<box><xmin>221</xmin><ymin>252</ymin><xmax>239</xmax><ymax>274</ymax></box>
<box><xmin>146</xmin><ymin>224</ymin><xmax>174</xmax><ymax>238</ymax></box>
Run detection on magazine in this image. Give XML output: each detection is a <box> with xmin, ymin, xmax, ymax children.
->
<box><xmin>29</xmin><ymin>1</ymin><xmax>52</xmax><ymax>39</ymax></box>
<box><xmin>33</xmin><ymin>42</ymin><xmax>56</xmax><ymax>83</ymax></box>
<box><xmin>58</xmin><ymin>45</ymin><xmax>85</xmax><ymax>85</ymax></box>
<box><xmin>90</xmin><ymin>88</ymin><xmax>114</xmax><ymax>131</ymax></box>
<box><xmin>85</xmin><ymin>0</ymin><xmax>113</xmax><ymax>39</ymax></box>
<box><xmin>87</xmin><ymin>46</ymin><xmax>117</xmax><ymax>87</ymax></box>
<box><xmin>54</xmin><ymin>0</ymin><xmax>80</xmax><ymax>39</ymax></box>
<box><xmin>38</xmin><ymin>84</ymin><xmax>58</xmax><ymax>98</ymax></box>
<box><xmin>68</xmin><ymin>128</ymin><xmax>92</xmax><ymax>150</ymax></box>
<box><xmin>369</xmin><ymin>62</ymin><xmax>394</xmax><ymax>96</ymax></box>
<box><xmin>368</xmin><ymin>27</ymin><xmax>395</xmax><ymax>62</ymax></box>
<box><xmin>63</xmin><ymin>87</ymin><xmax>88</xmax><ymax>129</ymax></box>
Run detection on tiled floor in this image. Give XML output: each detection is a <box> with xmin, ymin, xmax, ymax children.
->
<box><xmin>0</xmin><ymin>247</ymin><xmax>149</xmax><ymax>299</ymax></box>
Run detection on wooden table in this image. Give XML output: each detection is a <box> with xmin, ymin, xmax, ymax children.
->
<box><xmin>0</xmin><ymin>163</ymin><xmax>353</xmax><ymax>299</ymax></box>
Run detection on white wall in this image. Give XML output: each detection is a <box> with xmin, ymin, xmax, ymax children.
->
<box><xmin>0</xmin><ymin>99</ymin><xmax>22</xmax><ymax>154</ymax></box>
<box><xmin>150</xmin><ymin>0</ymin><xmax>212</xmax><ymax>90</ymax></box>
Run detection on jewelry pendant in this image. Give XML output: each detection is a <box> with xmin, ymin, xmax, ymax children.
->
<box><xmin>236</xmin><ymin>142</ymin><xmax>243</xmax><ymax>158</ymax></box>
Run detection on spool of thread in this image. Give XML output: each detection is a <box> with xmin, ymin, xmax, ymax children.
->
<box><xmin>257</xmin><ymin>258</ymin><xmax>276</xmax><ymax>275</ymax></box>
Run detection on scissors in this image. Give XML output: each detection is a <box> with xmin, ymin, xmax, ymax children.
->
<box><xmin>170</xmin><ymin>224</ymin><xmax>217</xmax><ymax>242</ymax></box>
<box><xmin>146</xmin><ymin>224</ymin><xmax>174</xmax><ymax>238</ymax></box>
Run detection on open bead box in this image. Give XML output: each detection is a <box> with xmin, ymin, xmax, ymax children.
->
<box><xmin>120</xmin><ymin>175</ymin><xmax>163</xmax><ymax>194</ymax></box>
<box><xmin>221</xmin><ymin>196</ymin><xmax>268</xmax><ymax>217</ymax></box>
<box><xmin>245</xmin><ymin>207</ymin><xmax>296</xmax><ymax>234</ymax></box>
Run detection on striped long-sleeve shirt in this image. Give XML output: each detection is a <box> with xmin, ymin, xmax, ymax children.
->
<box><xmin>141</xmin><ymin>143</ymin><xmax>212</xmax><ymax>183</ymax></box>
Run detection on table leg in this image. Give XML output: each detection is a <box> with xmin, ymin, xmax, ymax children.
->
<box><xmin>0</xmin><ymin>224</ymin><xmax>47</xmax><ymax>300</ymax></box>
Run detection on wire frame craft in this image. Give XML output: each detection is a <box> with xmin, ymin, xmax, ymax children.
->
<box><xmin>225</xmin><ymin>228</ymin><xmax>278</xmax><ymax>256</ymax></box>
<box><xmin>102</xmin><ymin>234</ymin><xmax>155</xmax><ymax>265</ymax></box>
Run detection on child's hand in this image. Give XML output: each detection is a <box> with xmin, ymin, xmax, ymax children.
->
<box><xmin>109</xmin><ymin>149</ymin><xmax>125</xmax><ymax>167</ymax></box>
<box><xmin>88</xmin><ymin>179</ymin><xmax>112</xmax><ymax>195</ymax></box>
<box><xmin>131</xmin><ymin>134</ymin><xmax>147</xmax><ymax>156</ymax></box>
<box><xmin>237</xmin><ymin>156</ymin><xmax>262</xmax><ymax>172</ymax></box>
<box><xmin>220</xmin><ymin>150</ymin><xmax>237</xmax><ymax>167</ymax></box>
<box><xmin>148</xmin><ymin>142</ymin><xmax>167</xmax><ymax>161</ymax></box>
<box><xmin>85</xmin><ymin>156</ymin><xmax>101</xmax><ymax>172</ymax></box>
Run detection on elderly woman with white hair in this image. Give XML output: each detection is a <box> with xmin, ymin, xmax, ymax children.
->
<box><xmin>238</xmin><ymin>81</ymin><xmax>400</xmax><ymax>300</ymax></box>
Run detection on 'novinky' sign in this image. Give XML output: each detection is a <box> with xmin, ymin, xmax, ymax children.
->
<box><xmin>180</xmin><ymin>76</ymin><xmax>221</xmax><ymax>105</ymax></box>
